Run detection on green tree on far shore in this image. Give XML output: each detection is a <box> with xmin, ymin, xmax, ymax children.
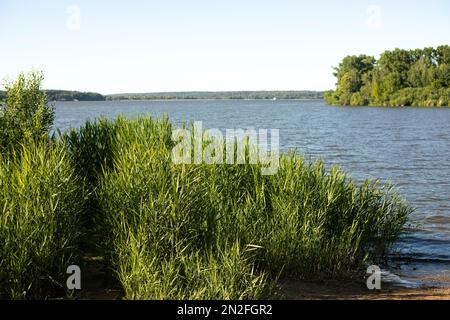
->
<box><xmin>325</xmin><ymin>45</ymin><xmax>450</xmax><ymax>107</ymax></box>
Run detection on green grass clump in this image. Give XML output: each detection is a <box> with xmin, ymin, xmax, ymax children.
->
<box><xmin>257</xmin><ymin>157</ymin><xmax>410</xmax><ymax>278</ymax></box>
<box><xmin>96</xmin><ymin>122</ymin><xmax>271</xmax><ymax>299</ymax></box>
<box><xmin>0</xmin><ymin>141</ymin><xmax>86</xmax><ymax>299</ymax></box>
<box><xmin>78</xmin><ymin>115</ymin><xmax>412</xmax><ymax>299</ymax></box>
<box><xmin>59</xmin><ymin>118</ymin><xmax>116</xmax><ymax>187</ymax></box>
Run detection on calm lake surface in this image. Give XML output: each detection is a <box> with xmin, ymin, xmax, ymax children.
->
<box><xmin>54</xmin><ymin>99</ymin><xmax>450</xmax><ymax>285</ymax></box>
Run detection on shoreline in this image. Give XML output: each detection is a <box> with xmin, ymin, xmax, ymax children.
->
<box><xmin>53</xmin><ymin>98</ymin><xmax>325</xmax><ymax>102</ymax></box>
<box><xmin>279</xmin><ymin>278</ymin><xmax>450</xmax><ymax>300</ymax></box>
<box><xmin>52</xmin><ymin>99</ymin><xmax>450</xmax><ymax>108</ymax></box>
<box><xmin>77</xmin><ymin>276</ymin><xmax>450</xmax><ymax>300</ymax></box>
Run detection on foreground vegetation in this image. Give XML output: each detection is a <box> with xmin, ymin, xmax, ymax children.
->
<box><xmin>0</xmin><ymin>142</ymin><xmax>86</xmax><ymax>299</ymax></box>
<box><xmin>0</xmin><ymin>72</ymin><xmax>86</xmax><ymax>299</ymax></box>
<box><xmin>0</xmin><ymin>72</ymin><xmax>412</xmax><ymax>299</ymax></box>
<box><xmin>325</xmin><ymin>45</ymin><xmax>450</xmax><ymax>107</ymax></box>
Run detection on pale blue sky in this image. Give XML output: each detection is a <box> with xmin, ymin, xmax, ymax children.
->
<box><xmin>0</xmin><ymin>0</ymin><xmax>449</xmax><ymax>94</ymax></box>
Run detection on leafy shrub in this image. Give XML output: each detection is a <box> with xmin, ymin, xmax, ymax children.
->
<box><xmin>0</xmin><ymin>71</ymin><xmax>54</xmax><ymax>153</ymax></box>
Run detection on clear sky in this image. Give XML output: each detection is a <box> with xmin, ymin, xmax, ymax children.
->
<box><xmin>0</xmin><ymin>0</ymin><xmax>449</xmax><ymax>94</ymax></box>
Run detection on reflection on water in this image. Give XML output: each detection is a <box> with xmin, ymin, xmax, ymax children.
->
<box><xmin>54</xmin><ymin>99</ymin><xmax>450</xmax><ymax>284</ymax></box>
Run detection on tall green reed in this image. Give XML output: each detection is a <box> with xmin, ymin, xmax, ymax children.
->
<box><xmin>81</xmin><ymin>115</ymin><xmax>412</xmax><ymax>299</ymax></box>
<box><xmin>0</xmin><ymin>141</ymin><xmax>86</xmax><ymax>299</ymax></box>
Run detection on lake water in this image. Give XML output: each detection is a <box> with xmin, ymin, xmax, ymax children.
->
<box><xmin>54</xmin><ymin>99</ymin><xmax>450</xmax><ymax>286</ymax></box>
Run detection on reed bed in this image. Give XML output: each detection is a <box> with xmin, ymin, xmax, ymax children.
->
<box><xmin>61</xmin><ymin>114</ymin><xmax>411</xmax><ymax>299</ymax></box>
<box><xmin>0</xmin><ymin>141</ymin><xmax>86</xmax><ymax>299</ymax></box>
<box><xmin>0</xmin><ymin>112</ymin><xmax>411</xmax><ymax>299</ymax></box>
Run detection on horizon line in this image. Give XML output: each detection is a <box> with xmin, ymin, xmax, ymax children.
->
<box><xmin>41</xmin><ymin>89</ymin><xmax>328</xmax><ymax>96</ymax></box>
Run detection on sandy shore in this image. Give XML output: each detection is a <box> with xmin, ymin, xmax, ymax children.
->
<box><xmin>78</xmin><ymin>255</ymin><xmax>450</xmax><ymax>300</ymax></box>
<box><xmin>278</xmin><ymin>278</ymin><xmax>450</xmax><ymax>300</ymax></box>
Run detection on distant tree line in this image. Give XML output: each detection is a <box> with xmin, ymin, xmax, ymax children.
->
<box><xmin>0</xmin><ymin>90</ymin><xmax>105</xmax><ymax>101</ymax></box>
<box><xmin>325</xmin><ymin>45</ymin><xmax>450</xmax><ymax>107</ymax></box>
<box><xmin>1</xmin><ymin>90</ymin><xmax>323</xmax><ymax>102</ymax></box>
<box><xmin>106</xmin><ymin>91</ymin><xmax>324</xmax><ymax>100</ymax></box>
<box><xmin>46</xmin><ymin>90</ymin><xmax>105</xmax><ymax>101</ymax></box>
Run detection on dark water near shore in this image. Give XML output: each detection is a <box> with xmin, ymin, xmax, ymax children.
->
<box><xmin>54</xmin><ymin>99</ymin><xmax>450</xmax><ymax>285</ymax></box>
